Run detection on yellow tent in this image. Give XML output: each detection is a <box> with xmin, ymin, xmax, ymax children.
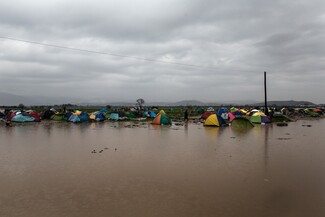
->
<box><xmin>252</xmin><ymin>111</ymin><xmax>266</xmax><ymax>117</ymax></box>
<box><xmin>204</xmin><ymin>114</ymin><xmax>226</xmax><ymax>127</ymax></box>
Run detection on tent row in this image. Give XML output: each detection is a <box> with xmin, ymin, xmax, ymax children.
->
<box><xmin>0</xmin><ymin>109</ymin><xmax>172</xmax><ymax>125</ymax></box>
<box><xmin>201</xmin><ymin>107</ymin><xmax>272</xmax><ymax>125</ymax></box>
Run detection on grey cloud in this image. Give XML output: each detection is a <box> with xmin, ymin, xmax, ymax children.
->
<box><xmin>0</xmin><ymin>0</ymin><xmax>325</xmax><ymax>104</ymax></box>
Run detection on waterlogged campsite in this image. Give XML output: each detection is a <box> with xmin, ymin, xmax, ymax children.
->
<box><xmin>1</xmin><ymin>102</ymin><xmax>325</xmax><ymax>217</ymax></box>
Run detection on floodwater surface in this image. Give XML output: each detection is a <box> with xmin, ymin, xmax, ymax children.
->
<box><xmin>1</xmin><ymin>119</ymin><xmax>325</xmax><ymax>217</ymax></box>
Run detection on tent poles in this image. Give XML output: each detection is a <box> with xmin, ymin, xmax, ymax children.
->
<box><xmin>264</xmin><ymin>71</ymin><xmax>269</xmax><ymax>116</ymax></box>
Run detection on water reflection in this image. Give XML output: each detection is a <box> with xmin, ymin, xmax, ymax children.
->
<box><xmin>263</xmin><ymin>124</ymin><xmax>274</xmax><ymax>178</ymax></box>
<box><xmin>1</xmin><ymin>120</ymin><xmax>325</xmax><ymax>217</ymax></box>
<box><xmin>230</xmin><ymin>126</ymin><xmax>253</xmax><ymax>138</ymax></box>
<box><xmin>203</xmin><ymin>126</ymin><xmax>223</xmax><ymax>139</ymax></box>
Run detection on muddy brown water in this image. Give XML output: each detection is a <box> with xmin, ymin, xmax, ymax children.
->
<box><xmin>1</xmin><ymin>119</ymin><xmax>325</xmax><ymax>217</ymax></box>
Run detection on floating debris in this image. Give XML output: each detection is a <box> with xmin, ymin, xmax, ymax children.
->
<box><xmin>302</xmin><ymin>124</ymin><xmax>312</xmax><ymax>127</ymax></box>
<box><xmin>276</xmin><ymin>138</ymin><xmax>292</xmax><ymax>140</ymax></box>
<box><xmin>174</xmin><ymin>122</ymin><xmax>184</xmax><ymax>126</ymax></box>
<box><xmin>276</xmin><ymin>122</ymin><xmax>288</xmax><ymax>127</ymax></box>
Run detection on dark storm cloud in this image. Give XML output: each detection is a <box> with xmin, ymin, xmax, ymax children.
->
<box><xmin>0</xmin><ymin>0</ymin><xmax>325</xmax><ymax>103</ymax></box>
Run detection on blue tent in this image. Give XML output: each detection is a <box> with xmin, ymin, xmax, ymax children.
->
<box><xmin>109</xmin><ymin>113</ymin><xmax>119</xmax><ymax>120</ymax></box>
<box><xmin>150</xmin><ymin>111</ymin><xmax>157</xmax><ymax>118</ymax></box>
<box><xmin>99</xmin><ymin>109</ymin><xmax>109</xmax><ymax>115</ymax></box>
<box><xmin>66</xmin><ymin>112</ymin><xmax>73</xmax><ymax>120</ymax></box>
<box><xmin>144</xmin><ymin>111</ymin><xmax>156</xmax><ymax>118</ymax></box>
<box><xmin>68</xmin><ymin>114</ymin><xmax>80</xmax><ymax>123</ymax></box>
<box><xmin>217</xmin><ymin>107</ymin><xmax>228</xmax><ymax>115</ymax></box>
<box><xmin>95</xmin><ymin>113</ymin><xmax>105</xmax><ymax>121</ymax></box>
<box><xmin>11</xmin><ymin>114</ymin><xmax>35</xmax><ymax>122</ymax></box>
<box><xmin>79</xmin><ymin>112</ymin><xmax>90</xmax><ymax>122</ymax></box>
<box><xmin>68</xmin><ymin>112</ymin><xmax>89</xmax><ymax>123</ymax></box>
<box><xmin>217</xmin><ymin>107</ymin><xmax>229</xmax><ymax>120</ymax></box>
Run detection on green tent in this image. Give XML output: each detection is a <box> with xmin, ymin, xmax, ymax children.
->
<box><xmin>152</xmin><ymin>113</ymin><xmax>172</xmax><ymax>125</ymax></box>
<box><xmin>231</xmin><ymin>117</ymin><xmax>254</xmax><ymax>128</ymax></box>
<box><xmin>51</xmin><ymin>113</ymin><xmax>67</xmax><ymax>121</ymax></box>
<box><xmin>271</xmin><ymin>114</ymin><xmax>292</xmax><ymax>122</ymax></box>
<box><xmin>128</xmin><ymin>112</ymin><xmax>137</xmax><ymax>118</ymax></box>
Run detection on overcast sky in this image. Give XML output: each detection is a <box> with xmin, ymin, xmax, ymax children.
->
<box><xmin>0</xmin><ymin>0</ymin><xmax>324</xmax><ymax>104</ymax></box>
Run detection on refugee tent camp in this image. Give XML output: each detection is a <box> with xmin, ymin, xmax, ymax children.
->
<box><xmin>149</xmin><ymin>111</ymin><xmax>156</xmax><ymax>118</ymax></box>
<box><xmin>200</xmin><ymin>112</ymin><xmax>214</xmax><ymax>120</ymax></box>
<box><xmin>217</xmin><ymin>107</ymin><xmax>229</xmax><ymax>120</ymax></box>
<box><xmin>0</xmin><ymin>111</ymin><xmax>4</xmax><ymax>119</ymax></box>
<box><xmin>195</xmin><ymin>107</ymin><xmax>204</xmax><ymax>115</ymax></box>
<box><xmin>9</xmin><ymin>111</ymin><xmax>36</xmax><ymax>123</ymax></box>
<box><xmin>99</xmin><ymin>109</ymin><xmax>109</xmax><ymax>115</ymax></box>
<box><xmin>128</xmin><ymin>112</ymin><xmax>137</xmax><ymax>119</ymax></box>
<box><xmin>249</xmin><ymin>112</ymin><xmax>271</xmax><ymax>124</ymax></box>
<box><xmin>68</xmin><ymin>111</ymin><xmax>90</xmax><ymax>123</ymax></box>
<box><xmin>204</xmin><ymin>114</ymin><xmax>227</xmax><ymax>127</ymax></box>
<box><xmin>25</xmin><ymin>110</ymin><xmax>41</xmax><ymax>122</ymax></box>
<box><xmin>152</xmin><ymin>110</ymin><xmax>172</xmax><ymax>125</ymax></box>
<box><xmin>228</xmin><ymin>112</ymin><xmax>236</xmax><ymax>122</ymax></box>
<box><xmin>143</xmin><ymin>111</ymin><xmax>156</xmax><ymax>118</ymax></box>
<box><xmin>40</xmin><ymin>109</ymin><xmax>56</xmax><ymax>120</ymax></box>
<box><xmin>304</xmin><ymin>109</ymin><xmax>321</xmax><ymax>117</ymax></box>
<box><xmin>247</xmin><ymin>109</ymin><xmax>260</xmax><ymax>116</ymax></box>
<box><xmin>230</xmin><ymin>116</ymin><xmax>254</xmax><ymax>128</ymax></box>
<box><xmin>11</xmin><ymin>114</ymin><xmax>35</xmax><ymax>122</ymax></box>
<box><xmin>109</xmin><ymin>113</ymin><xmax>119</xmax><ymax>120</ymax></box>
<box><xmin>271</xmin><ymin>114</ymin><xmax>292</xmax><ymax>122</ymax></box>
<box><xmin>206</xmin><ymin>107</ymin><xmax>215</xmax><ymax>112</ymax></box>
<box><xmin>89</xmin><ymin>111</ymin><xmax>106</xmax><ymax>121</ymax></box>
<box><xmin>230</xmin><ymin>107</ymin><xmax>238</xmax><ymax>113</ymax></box>
<box><xmin>230</xmin><ymin>107</ymin><xmax>246</xmax><ymax>116</ymax></box>
<box><xmin>51</xmin><ymin>113</ymin><xmax>68</xmax><ymax>121</ymax></box>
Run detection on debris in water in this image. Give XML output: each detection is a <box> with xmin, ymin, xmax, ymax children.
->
<box><xmin>276</xmin><ymin>138</ymin><xmax>292</xmax><ymax>140</ymax></box>
<box><xmin>277</xmin><ymin>122</ymin><xmax>288</xmax><ymax>127</ymax></box>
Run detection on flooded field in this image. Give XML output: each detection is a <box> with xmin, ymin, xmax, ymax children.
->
<box><xmin>1</xmin><ymin>119</ymin><xmax>325</xmax><ymax>217</ymax></box>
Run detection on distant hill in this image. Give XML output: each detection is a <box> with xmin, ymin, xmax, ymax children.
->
<box><xmin>0</xmin><ymin>92</ymin><xmax>82</xmax><ymax>106</ymax></box>
<box><xmin>0</xmin><ymin>92</ymin><xmax>39</xmax><ymax>106</ymax></box>
<box><xmin>206</xmin><ymin>100</ymin><xmax>260</xmax><ymax>106</ymax></box>
<box><xmin>80</xmin><ymin>100</ymin><xmax>207</xmax><ymax>107</ymax></box>
<box><xmin>169</xmin><ymin>100</ymin><xmax>206</xmax><ymax>106</ymax></box>
<box><xmin>251</xmin><ymin>100</ymin><xmax>315</xmax><ymax>107</ymax></box>
<box><xmin>0</xmin><ymin>92</ymin><xmax>317</xmax><ymax>107</ymax></box>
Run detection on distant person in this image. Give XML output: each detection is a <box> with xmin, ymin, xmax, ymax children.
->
<box><xmin>5</xmin><ymin>120</ymin><xmax>11</xmax><ymax>127</ymax></box>
<box><xmin>184</xmin><ymin>109</ymin><xmax>189</xmax><ymax>122</ymax></box>
<box><xmin>269</xmin><ymin>109</ymin><xmax>274</xmax><ymax>120</ymax></box>
<box><xmin>4</xmin><ymin>108</ymin><xmax>10</xmax><ymax>117</ymax></box>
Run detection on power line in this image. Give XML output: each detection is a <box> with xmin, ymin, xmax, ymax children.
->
<box><xmin>0</xmin><ymin>36</ymin><xmax>259</xmax><ymax>73</ymax></box>
<box><xmin>0</xmin><ymin>36</ymin><xmax>214</xmax><ymax>69</ymax></box>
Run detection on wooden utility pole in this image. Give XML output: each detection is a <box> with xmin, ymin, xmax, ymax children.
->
<box><xmin>264</xmin><ymin>71</ymin><xmax>269</xmax><ymax>116</ymax></box>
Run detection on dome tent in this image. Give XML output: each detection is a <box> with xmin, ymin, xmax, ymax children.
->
<box><xmin>152</xmin><ymin>110</ymin><xmax>171</xmax><ymax>125</ymax></box>
<box><xmin>204</xmin><ymin>114</ymin><xmax>227</xmax><ymax>127</ymax></box>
